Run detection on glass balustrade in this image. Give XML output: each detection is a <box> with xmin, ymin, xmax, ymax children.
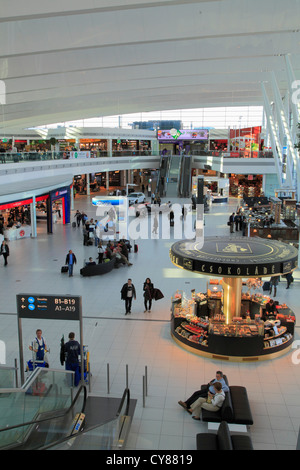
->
<box><xmin>0</xmin><ymin>149</ymin><xmax>273</xmax><ymax>164</ymax></box>
<box><xmin>0</xmin><ymin>367</ymin><xmax>76</xmax><ymax>449</ymax></box>
<box><xmin>0</xmin><ymin>366</ymin><xmax>17</xmax><ymax>389</ymax></box>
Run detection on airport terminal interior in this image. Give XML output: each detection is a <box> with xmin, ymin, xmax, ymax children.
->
<box><xmin>1</xmin><ymin>0</ymin><xmax>300</xmax><ymax>452</ymax></box>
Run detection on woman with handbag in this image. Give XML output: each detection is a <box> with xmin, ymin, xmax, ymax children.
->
<box><xmin>143</xmin><ymin>278</ymin><xmax>154</xmax><ymax>312</ymax></box>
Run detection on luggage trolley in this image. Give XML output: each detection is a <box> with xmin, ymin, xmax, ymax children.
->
<box><xmin>25</xmin><ymin>343</ymin><xmax>50</xmax><ymax>396</ymax></box>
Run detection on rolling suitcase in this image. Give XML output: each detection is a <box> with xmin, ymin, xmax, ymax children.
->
<box><xmin>61</xmin><ymin>266</ymin><xmax>68</xmax><ymax>273</ymax></box>
<box><xmin>134</xmin><ymin>243</ymin><xmax>138</xmax><ymax>253</ymax></box>
<box><xmin>263</xmin><ymin>281</ymin><xmax>270</xmax><ymax>291</ymax></box>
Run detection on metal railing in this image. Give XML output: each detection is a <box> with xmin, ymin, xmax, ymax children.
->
<box><xmin>0</xmin><ymin>149</ymin><xmax>159</xmax><ymax>164</ymax></box>
<box><xmin>0</xmin><ymin>149</ymin><xmax>274</xmax><ymax>165</ymax></box>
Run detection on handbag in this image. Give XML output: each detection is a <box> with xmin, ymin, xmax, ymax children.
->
<box><xmin>153</xmin><ymin>288</ymin><xmax>164</xmax><ymax>301</ymax></box>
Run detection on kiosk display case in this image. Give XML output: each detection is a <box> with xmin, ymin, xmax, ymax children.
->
<box><xmin>170</xmin><ymin>236</ymin><xmax>297</xmax><ymax>361</ymax></box>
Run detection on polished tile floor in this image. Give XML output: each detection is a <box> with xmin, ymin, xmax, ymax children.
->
<box><xmin>0</xmin><ymin>192</ymin><xmax>300</xmax><ymax>450</ymax></box>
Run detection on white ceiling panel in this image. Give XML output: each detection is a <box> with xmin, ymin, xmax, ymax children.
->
<box><xmin>0</xmin><ymin>0</ymin><xmax>300</xmax><ymax>129</ymax></box>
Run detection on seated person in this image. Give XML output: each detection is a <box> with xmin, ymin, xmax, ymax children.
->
<box><xmin>178</xmin><ymin>371</ymin><xmax>228</xmax><ymax>412</ymax></box>
<box><xmin>113</xmin><ymin>246</ymin><xmax>132</xmax><ymax>266</ymax></box>
<box><xmin>189</xmin><ymin>382</ymin><xmax>225</xmax><ymax>420</ymax></box>
<box><xmin>86</xmin><ymin>257</ymin><xmax>96</xmax><ymax>266</ymax></box>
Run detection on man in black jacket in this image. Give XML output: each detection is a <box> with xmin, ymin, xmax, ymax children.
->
<box><xmin>121</xmin><ymin>279</ymin><xmax>136</xmax><ymax>315</ymax></box>
<box><xmin>0</xmin><ymin>240</ymin><xmax>9</xmax><ymax>266</ymax></box>
<box><xmin>65</xmin><ymin>250</ymin><xmax>77</xmax><ymax>277</ymax></box>
<box><xmin>64</xmin><ymin>332</ymin><xmax>81</xmax><ymax>387</ymax></box>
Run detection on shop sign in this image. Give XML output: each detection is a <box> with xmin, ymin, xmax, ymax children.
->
<box><xmin>170</xmin><ymin>237</ymin><xmax>298</xmax><ymax>278</ymax></box>
<box><xmin>69</xmin><ymin>151</ymin><xmax>90</xmax><ymax>159</ymax></box>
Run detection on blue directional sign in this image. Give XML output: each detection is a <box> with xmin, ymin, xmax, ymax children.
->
<box><xmin>16</xmin><ymin>294</ymin><xmax>82</xmax><ymax>320</ymax></box>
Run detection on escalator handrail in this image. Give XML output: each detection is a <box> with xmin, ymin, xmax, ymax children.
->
<box><xmin>38</xmin><ymin>387</ymin><xmax>131</xmax><ymax>450</ymax></box>
<box><xmin>116</xmin><ymin>387</ymin><xmax>130</xmax><ymax>417</ymax></box>
<box><xmin>0</xmin><ymin>384</ymin><xmax>87</xmax><ymax>435</ymax></box>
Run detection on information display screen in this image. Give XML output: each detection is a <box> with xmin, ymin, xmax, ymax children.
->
<box><xmin>17</xmin><ymin>294</ymin><xmax>82</xmax><ymax>320</ymax></box>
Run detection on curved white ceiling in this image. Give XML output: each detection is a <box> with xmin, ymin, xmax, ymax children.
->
<box><xmin>1</xmin><ymin>0</ymin><xmax>300</xmax><ymax>129</ymax></box>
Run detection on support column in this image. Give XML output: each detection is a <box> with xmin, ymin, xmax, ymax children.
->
<box><xmin>271</xmin><ymin>72</ymin><xmax>297</xmax><ymax>187</ymax></box>
<box><xmin>106</xmin><ymin>171</ymin><xmax>110</xmax><ymax>191</ymax></box>
<box><xmin>71</xmin><ymin>185</ymin><xmax>74</xmax><ymax>211</ymax></box>
<box><xmin>86</xmin><ymin>174</ymin><xmax>90</xmax><ymax>195</ymax></box>
<box><xmin>222</xmin><ymin>277</ymin><xmax>242</xmax><ymax>324</ymax></box>
<box><xmin>261</xmin><ymin>83</ymin><xmax>283</xmax><ymax>189</ymax></box>
<box><xmin>30</xmin><ymin>195</ymin><xmax>37</xmax><ymax>238</ymax></box>
<box><xmin>108</xmin><ymin>139</ymin><xmax>112</xmax><ymax>157</ymax></box>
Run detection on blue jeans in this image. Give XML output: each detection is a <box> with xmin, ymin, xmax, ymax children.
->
<box><xmin>68</xmin><ymin>263</ymin><xmax>73</xmax><ymax>276</ymax></box>
<box><xmin>65</xmin><ymin>363</ymin><xmax>80</xmax><ymax>386</ymax></box>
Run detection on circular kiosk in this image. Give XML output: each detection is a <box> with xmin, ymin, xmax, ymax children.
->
<box><xmin>170</xmin><ymin>237</ymin><xmax>298</xmax><ymax>361</ymax></box>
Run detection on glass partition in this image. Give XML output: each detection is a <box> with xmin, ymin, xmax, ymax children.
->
<box><xmin>0</xmin><ymin>368</ymin><xmax>76</xmax><ymax>450</ymax></box>
<box><xmin>44</xmin><ymin>388</ymin><xmax>131</xmax><ymax>450</ymax></box>
<box><xmin>0</xmin><ymin>366</ymin><xmax>17</xmax><ymax>389</ymax></box>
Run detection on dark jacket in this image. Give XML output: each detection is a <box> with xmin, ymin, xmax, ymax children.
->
<box><xmin>143</xmin><ymin>281</ymin><xmax>154</xmax><ymax>299</ymax></box>
<box><xmin>121</xmin><ymin>283</ymin><xmax>136</xmax><ymax>300</ymax></box>
<box><xmin>153</xmin><ymin>288</ymin><xmax>164</xmax><ymax>301</ymax></box>
<box><xmin>0</xmin><ymin>243</ymin><xmax>9</xmax><ymax>256</ymax></box>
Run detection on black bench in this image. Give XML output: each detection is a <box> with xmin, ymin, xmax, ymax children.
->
<box><xmin>80</xmin><ymin>258</ymin><xmax>116</xmax><ymax>276</ymax></box>
<box><xmin>201</xmin><ymin>385</ymin><xmax>253</xmax><ymax>426</ymax></box>
<box><xmin>196</xmin><ymin>420</ymin><xmax>254</xmax><ymax>450</ymax></box>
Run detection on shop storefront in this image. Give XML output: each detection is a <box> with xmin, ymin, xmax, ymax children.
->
<box><xmin>229</xmin><ymin>174</ymin><xmax>263</xmax><ymax>198</ymax></box>
<box><xmin>47</xmin><ymin>186</ymin><xmax>71</xmax><ymax>233</ymax></box>
<box><xmin>229</xmin><ymin>126</ymin><xmax>263</xmax><ymax>157</ymax></box>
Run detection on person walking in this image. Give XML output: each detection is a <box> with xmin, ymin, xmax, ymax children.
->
<box><xmin>64</xmin><ymin>332</ymin><xmax>81</xmax><ymax>387</ymax></box>
<box><xmin>285</xmin><ymin>271</ymin><xmax>293</xmax><ymax>289</ymax></box>
<box><xmin>65</xmin><ymin>250</ymin><xmax>77</xmax><ymax>277</ymax></box>
<box><xmin>143</xmin><ymin>277</ymin><xmax>154</xmax><ymax>312</ymax></box>
<box><xmin>269</xmin><ymin>275</ymin><xmax>280</xmax><ymax>297</ymax></box>
<box><xmin>74</xmin><ymin>210</ymin><xmax>82</xmax><ymax>227</ymax></box>
<box><xmin>121</xmin><ymin>279</ymin><xmax>136</xmax><ymax>315</ymax></box>
<box><xmin>0</xmin><ymin>240</ymin><xmax>9</xmax><ymax>266</ymax></box>
<box><xmin>228</xmin><ymin>213</ymin><xmax>235</xmax><ymax>233</ymax></box>
<box><xmin>152</xmin><ymin>214</ymin><xmax>159</xmax><ymax>234</ymax></box>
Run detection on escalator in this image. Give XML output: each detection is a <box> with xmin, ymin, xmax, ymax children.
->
<box><xmin>178</xmin><ymin>155</ymin><xmax>192</xmax><ymax>198</ymax></box>
<box><xmin>0</xmin><ymin>385</ymin><xmax>87</xmax><ymax>450</ymax></box>
<box><xmin>0</xmin><ymin>365</ymin><xmax>136</xmax><ymax>450</ymax></box>
<box><xmin>156</xmin><ymin>154</ymin><xmax>191</xmax><ymax>198</ymax></box>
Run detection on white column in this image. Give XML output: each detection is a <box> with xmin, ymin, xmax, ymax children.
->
<box><xmin>261</xmin><ymin>83</ymin><xmax>283</xmax><ymax>189</ymax></box>
<box><xmin>30</xmin><ymin>195</ymin><xmax>37</xmax><ymax>238</ymax></box>
<box><xmin>71</xmin><ymin>185</ymin><xmax>74</xmax><ymax>211</ymax></box>
<box><xmin>108</xmin><ymin>139</ymin><xmax>112</xmax><ymax>157</ymax></box>
<box><xmin>86</xmin><ymin>175</ymin><xmax>90</xmax><ymax>195</ymax></box>
<box><xmin>106</xmin><ymin>171</ymin><xmax>109</xmax><ymax>190</ymax></box>
<box><xmin>271</xmin><ymin>72</ymin><xmax>298</xmax><ymax>188</ymax></box>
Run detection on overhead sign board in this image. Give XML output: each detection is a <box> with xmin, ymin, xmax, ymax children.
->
<box><xmin>157</xmin><ymin>129</ymin><xmax>209</xmax><ymax>141</ymax></box>
<box><xmin>16</xmin><ymin>294</ymin><xmax>82</xmax><ymax>321</ymax></box>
